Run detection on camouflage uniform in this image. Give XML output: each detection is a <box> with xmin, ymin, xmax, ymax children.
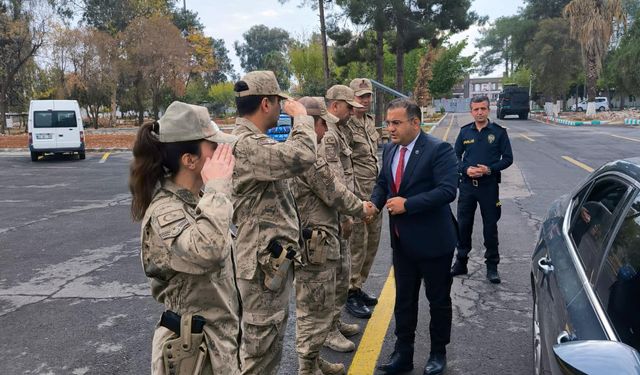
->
<box><xmin>232</xmin><ymin>115</ymin><xmax>316</xmax><ymax>375</ymax></box>
<box><xmin>322</xmin><ymin>120</ymin><xmax>355</xmax><ymax>330</ymax></box>
<box><xmin>346</xmin><ymin>112</ymin><xmax>383</xmax><ymax>291</ymax></box>
<box><xmin>142</xmin><ymin>179</ymin><xmax>241</xmax><ymax>375</ymax></box>
<box><xmin>292</xmin><ymin>155</ymin><xmax>363</xmax><ymax>373</ymax></box>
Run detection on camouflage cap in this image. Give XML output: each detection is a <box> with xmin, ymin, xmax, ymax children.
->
<box><xmin>298</xmin><ymin>96</ymin><xmax>339</xmax><ymax>124</ymax></box>
<box><xmin>325</xmin><ymin>85</ymin><xmax>364</xmax><ymax>108</ymax></box>
<box><xmin>157</xmin><ymin>101</ymin><xmax>237</xmax><ymax>144</ymax></box>
<box><xmin>350</xmin><ymin>78</ymin><xmax>373</xmax><ymax>96</ymax></box>
<box><xmin>236</xmin><ymin>70</ymin><xmax>292</xmax><ymax>100</ymax></box>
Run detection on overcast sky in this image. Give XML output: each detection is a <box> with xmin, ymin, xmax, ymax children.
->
<box><xmin>186</xmin><ymin>0</ymin><xmax>526</xmax><ymax>78</ymax></box>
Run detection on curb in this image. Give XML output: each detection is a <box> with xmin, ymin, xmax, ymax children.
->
<box><xmin>530</xmin><ymin>113</ymin><xmax>610</xmax><ymax>126</ymax></box>
<box><xmin>425</xmin><ymin>113</ymin><xmax>448</xmax><ymax>135</ymax></box>
<box><xmin>625</xmin><ymin>118</ymin><xmax>640</xmax><ymax>125</ymax></box>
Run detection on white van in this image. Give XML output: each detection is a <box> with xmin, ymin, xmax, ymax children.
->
<box><xmin>28</xmin><ymin>100</ymin><xmax>85</xmax><ymax>161</ymax></box>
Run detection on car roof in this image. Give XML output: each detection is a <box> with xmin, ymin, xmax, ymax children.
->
<box><xmin>596</xmin><ymin>158</ymin><xmax>640</xmax><ymax>184</ymax></box>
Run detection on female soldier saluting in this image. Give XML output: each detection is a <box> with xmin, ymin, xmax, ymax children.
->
<box><xmin>129</xmin><ymin>101</ymin><xmax>240</xmax><ymax>375</ymax></box>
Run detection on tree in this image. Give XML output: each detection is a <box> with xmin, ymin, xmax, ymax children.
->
<box><xmin>605</xmin><ymin>7</ymin><xmax>640</xmax><ymax>104</ymax></box>
<box><xmin>0</xmin><ymin>0</ymin><xmax>50</xmax><ymax>133</ymax></box>
<box><xmin>208</xmin><ymin>82</ymin><xmax>235</xmax><ymax>117</ymax></box>
<box><xmin>122</xmin><ymin>15</ymin><xmax>191</xmax><ymax>122</ymax></box>
<box><xmin>289</xmin><ymin>36</ymin><xmax>327</xmax><ymax>95</ymax></box>
<box><xmin>64</xmin><ymin>28</ymin><xmax>119</xmax><ymax>128</ymax></box>
<box><xmin>525</xmin><ymin>18</ymin><xmax>582</xmax><ymax>100</ymax></box>
<box><xmin>234</xmin><ymin>25</ymin><xmax>292</xmax><ymax>89</ymax></box>
<box><xmin>79</xmin><ymin>0</ymin><xmax>171</xmax><ymax>34</ymax></box>
<box><xmin>476</xmin><ymin>16</ymin><xmax>537</xmax><ymax>76</ymax></box>
<box><xmin>207</xmin><ymin>38</ymin><xmax>236</xmax><ymax>84</ymax></box>
<box><xmin>278</xmin><ymin>0</ymin><xmax>332</xmax><ymax>86</ymax></box>
<box><xmin>427</xmin><ymin>40</ymin><xmax>474</xmax><ymax>98</ymax></box>
<box><xmin>564</xmin><ymin>0</ymin><xmax>625</xmax><ymax>113</ymax></box>
<box><xmin>522</xmin><ymin>0</ymin><xmax>573</xmax><ymax>19</ymax></box>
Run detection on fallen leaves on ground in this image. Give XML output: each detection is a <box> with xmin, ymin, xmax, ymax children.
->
<box><xmin>0</xmin><ymin>133</ymin><xmax>135</xmax><ymax>149</ymax></box>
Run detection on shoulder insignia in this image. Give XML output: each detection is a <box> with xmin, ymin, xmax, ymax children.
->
<box><xmin>157</xmin><ymin>209</ymin><xmax>186</xmax><ymax>227</ymax></box>
<box><xmin>257</xmin><ymin>137</ymin><xmax>277</xmax><ymax>146</ymax></box>
<box><xmin>324</xmin><ymin>143</ymin><xmax>338</xmax><ymax>161</ymax></box>
<box><xmin>314</xmin><ymin>157</ymin><xmax>328</xmax><ymax>169</ymax></box>
<box><xmin>461</xmin><ymin>123</ymin><xmax>472</xmax><ymax>128</ymax></box>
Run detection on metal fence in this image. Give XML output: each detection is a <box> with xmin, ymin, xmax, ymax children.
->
<box><xmin>433</xmin><ymin>98</ymin><xmax>471</xmax><ymax>113</ymax></box>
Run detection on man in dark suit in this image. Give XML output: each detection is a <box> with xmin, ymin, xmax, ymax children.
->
<box><xmin>369</xmin><ymin>98</ymin><xmax>458</xmax><ymax>375</ymax></box>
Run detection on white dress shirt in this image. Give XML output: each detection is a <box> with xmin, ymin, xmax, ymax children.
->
<box><xmin>391</xmin><ymin>132</ymin><xmax>420</xmax><ymax>184</ymax></box>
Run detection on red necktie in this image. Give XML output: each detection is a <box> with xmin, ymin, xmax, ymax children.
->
<box><xmin>393</xmin><ymin>147</ymin><xmax>407</xmax><ymax>238</ymax></box>
<box><xmin>394</xmin><ymin>147</ymin><xmax>408</xmax><ymax>194</ymax></box>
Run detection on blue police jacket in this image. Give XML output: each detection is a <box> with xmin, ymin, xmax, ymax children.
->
<box><xmin>454</xmin><ymin>120</ymin><xmax>513</xmax><ymax>181</ymax></box>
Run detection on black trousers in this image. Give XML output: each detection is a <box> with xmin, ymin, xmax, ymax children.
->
<box><xmin>456</xmin><ymin>179</ymin><xmax>502</xmax><ymax>265</ymax></box>
<box><xmin>392</xmin><ymin>248</ymin><xmax>453</xmax><ymax>355</ymax></box>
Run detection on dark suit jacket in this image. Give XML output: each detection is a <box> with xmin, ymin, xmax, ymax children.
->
<box><xmin>371</xmin><ymin>131</ymin><xmax>458</xmax><ymax>260</ymax></box>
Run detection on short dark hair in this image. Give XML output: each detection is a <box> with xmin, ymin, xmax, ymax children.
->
<box><xmin>470</xmin><ymin>95</ymin><xmax>490</xmax><ymax>108</ymax></box>
<box><xmin>386</xmin><ymin>98</ymin><xmax>421</xmax><ymax>121</ymax></box>
<box><xmin>234</xmin><ymin>80</ymin><xmax>277</xmax><ymax>116</ymax></box>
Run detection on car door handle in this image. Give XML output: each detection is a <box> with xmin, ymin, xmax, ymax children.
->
<box><xmin>538</xmin><ymin>256</ymin><xmax>554</xmax><ymax>275</ymax></box>
<box><xmin>556</xmin><ymin>330</ymin><xmax>572</xmax><ymax>344</ymax></box>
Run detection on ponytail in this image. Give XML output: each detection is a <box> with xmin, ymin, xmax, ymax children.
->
<box><xmin>129</xmin><ymin>122</ymin><xmax>165</xmax><ymax>221</ymax></box>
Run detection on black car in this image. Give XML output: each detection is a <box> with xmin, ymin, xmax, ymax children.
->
<box><xmin>532</xmin><ymin>157</ymin><xmax>640</xmax><ymax>374</ymax></box>
<box><xmin>497</xmin><ymin>85</ymin><xmax>530</xmax><ymax>120</ymax></box>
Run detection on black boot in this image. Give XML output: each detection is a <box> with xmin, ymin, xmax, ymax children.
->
<box><xmin>450</xmin><ymin>257</ymin><xmax>468</xmax><ymax>276</ymax></box>
<box><xmin>358</xmin><ymin>289</ymin><xmax>378</xmax><ymax>306</ymax></box>
<box><xmin>423</xmin><ymin>352</ymin><xmax>446</xmax><ymax>375</ymax></box>
<box><xmin>346</xmin><ymin>289</ymin><xmax>372</xmax><ymax>319</ymax></box>
<box><xmin>377</xmin><ymin>350</ymin><xmax>413</xmax><ymax>374</ymax></box>
<box><xmin>486</xmin><ymin>264</ymin><xmax>501</xmax><ymax>284</ymax></box>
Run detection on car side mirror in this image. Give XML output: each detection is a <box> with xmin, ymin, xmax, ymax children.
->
<box><xmin>553</xmin><ymin>340</ymin><xmax>640</xmax><ymax>374</ymax></box>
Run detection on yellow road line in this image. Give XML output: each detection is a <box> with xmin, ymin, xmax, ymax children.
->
<box><xmin>562</xmin><ymin>156</ymin><xmax>594</xmax><ymax>172</ymax></box>
<box><xmin>442</xmin><ymin>114</ymin><xmax>455</xmax><ymax>142</ymax></box>
<box><xmin>348</xmin><ymin>269</ymin><xmax>396</xmax><ymax>375</ymax></box>
<box><xmin>99</xmin><ymin>152</ymin><xmax>111</xmax><ymax>163</ymax></box>
<box><xmin>609</xmin><ymin>134</ymin><xmax>640</xmax><ymax>143</ymax></box>
<box><xmin>520</xmin><ymin>134</ymin><xmax>535</xmax><ymax>142</ymax></box>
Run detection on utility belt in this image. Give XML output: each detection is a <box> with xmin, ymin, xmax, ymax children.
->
<box><xmin>461</xmin><ymin>173</ymin><xmax>500</xmax><ymax>187</ymax></box>
<box><xmin>158</xmin><ymin>310</ymin><xmax>208</xmax><ymax>375</ymax></box>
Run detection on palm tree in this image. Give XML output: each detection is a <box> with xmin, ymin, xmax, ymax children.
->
<box><xmin>563</xmin><ymin>0</ymin><xmax>625</xmax><ymax>114</ymax></box>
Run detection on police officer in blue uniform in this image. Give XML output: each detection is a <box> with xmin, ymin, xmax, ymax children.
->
<box><xmin>451</xmin><ymin>95</ymin><xmax>513</xmax><ymax>283</ymax></box>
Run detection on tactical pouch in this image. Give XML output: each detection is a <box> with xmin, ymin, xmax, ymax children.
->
<box><xmin>264</xmin><ymin>241</ymin><xmax>295</xmax><ymax>292</ymax></box>
<box><xmin>305</xmin><ymin>229</ymin><xmax>327</xmax><ymax>265</ymax></box>
<box><xmin>162</xmin><ymin>313</ymin><xmax>208</xmax><ymax>375</ymax></box>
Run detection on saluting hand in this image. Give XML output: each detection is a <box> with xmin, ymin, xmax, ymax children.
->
<box><xmin>282</xmin><ymin>99</ymin><xmax>307</xmax><ymax>117</ymax></box>
<box><xmin>201</xmin><ymin>144</ymin><xmax>235</xmax><ymax>184</ymax></box>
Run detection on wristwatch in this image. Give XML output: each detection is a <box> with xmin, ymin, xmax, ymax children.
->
<box><xmin>486</xmin><ymin>167</ymin><xmax>492</xmax><ymax>176</ymax></box>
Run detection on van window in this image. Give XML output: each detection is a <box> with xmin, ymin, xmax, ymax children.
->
<box><xmin>34</xmin><ymin>111</ymin><xmax>77</xmax><ymax>128</ymax></box>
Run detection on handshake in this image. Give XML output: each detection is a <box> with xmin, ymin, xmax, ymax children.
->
<box><xmin>362</xmin><ymin>201</ymin><xmax>379</xmax><ymax>224</ymax></box>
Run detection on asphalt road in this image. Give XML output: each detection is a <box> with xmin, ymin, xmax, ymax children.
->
<box><xmin>0</xmin><ymin>113</ymin><xmax>638</xmax><ymax>374</ymax></box>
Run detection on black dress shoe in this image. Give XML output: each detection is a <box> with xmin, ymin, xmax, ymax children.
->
<box><xmin>358</xmin><ymin>289</ymin><xmax>378</xmax><ymax>306</ymax></box>
<box><xmin>450</xmin><ymin>257</ymin><xmax>468</xmax><ymax>276</ymax></box>
<box><xmin>486</xmin><ymin>265</ymin><xmax>501</xmax><ymax>284</ymax></box>
<box><xmin>377</xmin><ymin>351</ymin><xmax>413</xmax><ymax>374</ymax></box>
<box><xmin>346</xmin><ymin>292</ymin><xmax>372</xmax><ymax>319</ymax></box>
<box><xmin>424</xmin><ymin>353</ymin><xmax>446</xmax><ymax>375</ymax></box>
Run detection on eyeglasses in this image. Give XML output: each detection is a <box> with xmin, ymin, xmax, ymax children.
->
<box><xmin>383</xmin><ymin>117</ymin><xmax>415</xmax><ymax>127</ymax></box>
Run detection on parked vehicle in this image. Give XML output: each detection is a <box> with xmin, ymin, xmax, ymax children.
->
<box><xmin>531</xmin><ymin>157</ymin><xmax>640</xmax><ymax>374</ymax></box>
<box><xmin>496</xmin><ymin>85</ymin><xmax>530</xmax><ymax>120</ymax></box>
<box><xmin>571</xmin><ymin>97</ymin><xmax>610</xmax><ymax>112</ymax></box>
<box><xmin>28</xmin><ymin>100</ymin><xmax>85</xmax><ymax>161</ymax></box>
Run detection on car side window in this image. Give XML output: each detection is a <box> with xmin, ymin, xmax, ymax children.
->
<box><xmin>569</xmin><ymin>178</ymin><xmax>628</xmax><ymax>280</ymax></box>
<box><xmin>595</xmin><ymin>192</ymin><xmax>640</xmax><ymax>351</ymax></box>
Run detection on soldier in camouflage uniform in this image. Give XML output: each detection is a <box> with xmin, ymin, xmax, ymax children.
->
<box><xmin>322</xmin><ymin>85</ymin><xmax>370</xmax><ymax>353</ymax></box>
<box><xmin>292</xmin><ymin>97</ymin><xmax>377</xmax><ymax>375</ymax></box>
<box><xmin>231</xmin><ymin>71</ymin><xmax>317</xmax><ymax>375</ymax></box>
<box><xmin>346</xmin><ymin>78</ymin><xmax>384</xmax><ymax>314</ymax></box>
<box><xmin>129</xmin><ymin>101</ymin><xmax>241</xmax><ymax>375</ymax></box>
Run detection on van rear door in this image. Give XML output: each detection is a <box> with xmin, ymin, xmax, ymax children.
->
<box><xmin>31</xmin><ymin>111</ymin><xmax>58</xmax><ymax>149</ymax></box>
<box><xmin>52</xmin><ymin>110</ymin><xmax>81</xmax><ymax>149</ymax></box>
